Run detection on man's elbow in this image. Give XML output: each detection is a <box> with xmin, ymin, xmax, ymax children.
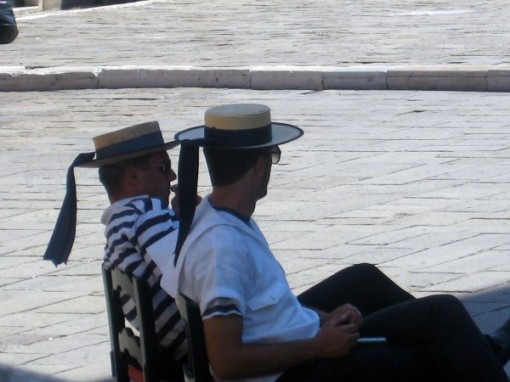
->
<box><xmin>210</xmin><ymin>361</ymin><xmax>244</xmax><ymax>380</ymax></box>
<box><xmin>208</xmin><ymin>350</ymin><xmax>255</xmax><ymax>380</ymax></box>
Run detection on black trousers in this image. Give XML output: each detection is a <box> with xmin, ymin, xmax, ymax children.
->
<box><xmin>277</xmin><ymin>263</ymin><xmax>508</xmax><ymax>382</ymax></box>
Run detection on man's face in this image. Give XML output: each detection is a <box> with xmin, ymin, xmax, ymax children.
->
<box><xmin>258</xmin><ymin>146</ymin><xmax>281</xmax><ymax>200</ymax></box>
<box><xmin>255</xmin><ymin>147</ymin><xmax>277</xmax><ymax>200</ymax></box>
<box><xmin>136</xmin><ymin>151</ymin><xmax>176</xmax><ymax>204</ymax></box>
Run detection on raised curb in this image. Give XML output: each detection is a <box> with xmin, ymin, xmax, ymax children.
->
<box><xmin>1</xmin><ymin>65</ymin><xmax>509</xmax><ymax>92</ymax></box>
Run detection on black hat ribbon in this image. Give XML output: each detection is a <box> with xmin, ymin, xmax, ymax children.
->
<box><xmin>43</xmin><ymin>152</ymin><xmax>95</xmax><ymax>266</ymax></box>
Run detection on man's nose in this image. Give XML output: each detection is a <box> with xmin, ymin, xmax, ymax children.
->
<box><xmin>169</xmin><ymin>169</ymin><xmax>177</xmax><ymax>181</ymax></box>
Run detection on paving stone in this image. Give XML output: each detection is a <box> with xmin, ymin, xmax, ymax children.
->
<box><xmin>0</xmin><ymin>312</ymin><xmax>80</xmax><ymax>328</ymax></box>
<box><xmin>6</xmin><ymin>331</ymin><xmax>107</xmax><ymax>354</ymax></box>
<box><xmin>422</xmin><ymin>271</ymin><xmax>510</xmax><ymax>294</ymax></box>
<box><xmin>0</xmin><ymin>290</ymin><xmax>84</xmax><ymax>316</ymax></box>
<box><xmin>0</xmin><ymin>352</ymin><xmax>48</xmax><ymax>366</ymax></box>
<box><xmin>37</xmin><ymin>295</ymin><xmax>106</xmax><ymax>315</ymax></box>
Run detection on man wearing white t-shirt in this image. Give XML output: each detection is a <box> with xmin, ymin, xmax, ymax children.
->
<box><xmin>162</xmin><ymin>103</ymin><xmax>510</xmax><ymax>382</ymax></box>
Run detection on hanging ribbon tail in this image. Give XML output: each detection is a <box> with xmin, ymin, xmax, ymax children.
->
<box><xmin>43</xmin><ymin>152</ymin><xmax>95</xmax><ymax>266</ymax></box>
<box><xmin>174</xmin><ymin>141</ymin><xmax>199</xmax><ymax>266</ymax></box>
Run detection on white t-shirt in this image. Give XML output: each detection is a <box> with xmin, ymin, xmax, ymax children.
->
<box><xmin>161</xmin><ymin>196</ymin><xmax>320</xmax><ymax>382</ymax></box>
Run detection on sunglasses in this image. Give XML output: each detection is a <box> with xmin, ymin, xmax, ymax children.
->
<box><xmin>137</xmin><ymin>158</ymin><xmax>173</xmax><ymax>175</ymax></box>
<box><xmin>271</xmin><ymin>146</ymin><xmax>281</xmax><ymax>165</ymax></box>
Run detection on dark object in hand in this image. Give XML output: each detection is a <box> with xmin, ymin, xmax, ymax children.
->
<box><xmin>356</xmin><ymin>337</ymin><xmax>387</xmax><ymax>347</ymax></box>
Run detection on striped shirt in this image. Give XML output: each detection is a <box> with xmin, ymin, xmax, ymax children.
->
<box><xmin>101</xmin><ymin>195</ymin><xmax>186</xmax><ymax>361</ymax></box>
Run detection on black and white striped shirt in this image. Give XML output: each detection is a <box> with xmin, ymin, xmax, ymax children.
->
<box><xmin>101</xmin><ymin>195</ymin><xmax>186</xmax><ymax>361</ymax></box>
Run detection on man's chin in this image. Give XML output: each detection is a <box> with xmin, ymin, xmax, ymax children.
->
<box><xmin>153</xmin><ymin>193</ymin><xmax>170</xmax><ymax>206</ymax></box>
<box><xmin>258</xmin><ymin>190</ymin><xmax>268</xmax><ymax>200</ymax></box>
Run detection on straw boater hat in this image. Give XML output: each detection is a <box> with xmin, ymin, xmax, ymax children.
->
<box><xmin>175</xmin><ymin>103</ymin><xmax>303</xmax><ymax>148</ymax></box>
<box><xmin>43</xmin><ymin>121</ymin><xmax>178</xmax><ymax>266</ymax></box>
<box><xmin>80</xmin><ymin>121</ymin><xmax>178</xmax><ymax>168</ymax></box>
<box><xmin>173</xmin><ymin>103</ymin><xmax>304</xmax><ymax>260</ymax></box>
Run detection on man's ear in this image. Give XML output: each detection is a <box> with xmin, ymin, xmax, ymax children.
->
<box><xmin>253</xmin><ymin>153</ymin><xmax>266</xmax><ymax>174</ymax></box>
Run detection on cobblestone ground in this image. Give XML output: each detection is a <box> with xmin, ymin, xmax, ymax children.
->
<box><xmin>0</xmin><ymin>87</ymin><xmax>509</xmax><ymax>379</ymax></box>
<box><xmin>1</xmin><ymin>0</ymin><xmax>510</xmax><ymax>379</ymax></box>
<box><xmin>3</xmin><ymin>0</ymin><xmax>510</xmax><ymax>69</ymax></box>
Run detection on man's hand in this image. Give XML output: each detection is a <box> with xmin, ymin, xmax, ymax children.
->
<box><xmin>330</xmin><ymin>304</ymin><xmax>363</xmax><ymax>329</ymax></box>
<box><xmin>170</xmin><ymin>184</ymin><xmax>202</xmax><ymax>218</ymax></box>
<box><xmin>312</xmin><ymin>314</ymin><xmax>359</xmax><ymax>358</ymax></box>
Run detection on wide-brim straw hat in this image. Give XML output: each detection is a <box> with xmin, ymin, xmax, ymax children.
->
<box><xmin>175</xmin><ymin>103</ymin><xmax>303</xmax><ymax>148</ymax></box>
<box><xmin>173</xmin><ymin>103</ymin><xmax>304</xmax><ymax>261</ymax></box>
<box><xmin>43</xmin><ymin>120</ymin><xmax>178</xmax><ymax>267</ymax></box>
<box><xmin>79</xmin><ymin>121</ymin><xmax>178</xmax><ymax>168</ymax></box>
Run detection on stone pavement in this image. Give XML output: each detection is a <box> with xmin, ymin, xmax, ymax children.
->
<box><xmin>2</xmin><ymin>0</ymin><xmax>510</xmax><ymax>91</ymax></box>
<box><xmin>8</xmin><ymin>0</ymin><xmax>510</xmax><ymax>68</ymax></box>
<box><xmin>1</xmin><ymin>0</ymin><xmax>510</xmax><ymax>380</ymax></box>
<box><xmin>1</xmin><ymin>88</ymin><xmax>510</xmax><ymax>380</ymax></box>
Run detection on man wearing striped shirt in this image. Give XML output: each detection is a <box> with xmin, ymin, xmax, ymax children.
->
<box><xmin>90</xmin><ymin>122</ymin><xmax>187</xmax><ymax>365</ymax></box>
<box><xmin>44</xmin><ymin>121</ymin><xmax>187</xmax><ymax>366</ymax></box>
<box><xmin>100</xmin><ymin>189</ymin><xmax>186</xmax><ymax>362</ymax></box>
<box><xmin>43</xmin><ymin>121</ymin><xmax>200</xmax><ymax>379</ymax></box>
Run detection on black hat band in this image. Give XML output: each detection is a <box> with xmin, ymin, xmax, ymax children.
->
<box><xmin>204</xmin><ymin>124</ymin><xmax>272</xmax><ymax>148</ymax></box>
<box><xmin>95</xmin><ymin>131</ymin><xmax>164</xmax><ymax>162</ymax></box>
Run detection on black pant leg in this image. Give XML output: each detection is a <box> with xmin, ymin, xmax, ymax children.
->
<box><xmin>297</xmin><ymin>263</ymin><xmax>415</xmax><ymax>315</ymax></box>
<box><xmin>282</xmin><ymin>294</ymin><xmax>508</xmax><ymax>382</ymax></box>
<box><xmin>361</xmin><ymin>294</ymin><xmax>508</xmax><ymax>382</ymax></box>
<box><xmin>279</xmin><ymin>345</ymin><xmax>436</xmax><ymax>382</ymax></box>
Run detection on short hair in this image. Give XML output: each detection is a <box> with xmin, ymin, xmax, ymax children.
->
<box><xmin>204</xmin><ymin>147</ymin><xmax>266</xmax><ymax>187</ymax></box>
<box><xmin>98</xmin><ymin>155</ymin><xmax>150</xmax><ymax>196</ymax></box>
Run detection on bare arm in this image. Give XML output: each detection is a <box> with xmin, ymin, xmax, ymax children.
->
<box><xmin>204</xmin><ymin>313</ymin><xmax>360</xmax><ymax>380</ymax></box>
